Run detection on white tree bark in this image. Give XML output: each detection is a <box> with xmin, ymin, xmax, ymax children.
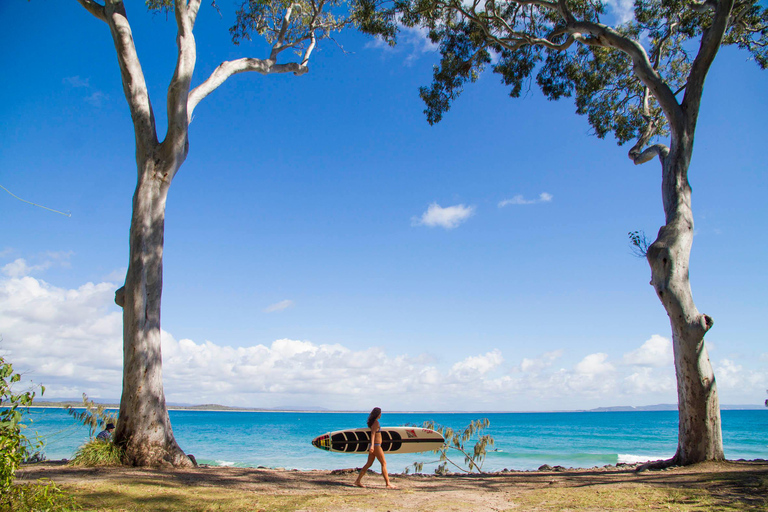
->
<box><xmin>117</xmin><ymin>155</ymin><xmax>191</xmax><ymax>467</ymax></box>
<box><xmin>638</xmin><ymin>0</ymin><xmax>733</xmax><ymax>465</ymax></box>
<box><xmin>647</xmin><ymin>139</ymin><xmax>724</xmax><ymax>465</ymax></box>
<box><xmin>76</xmin><ymin>0</ymin><xmax>324</xmax><ymax>466</ymax></box>
<box><xmin>468</xmin><ymin>0</ymin><xmax>731</xmax><ymax>464</ymax></box>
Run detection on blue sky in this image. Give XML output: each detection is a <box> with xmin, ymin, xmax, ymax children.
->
<box><xmin>1</xmin><ymin>1</ymin><xmax>766</xmax><ymax>412</ymax></box>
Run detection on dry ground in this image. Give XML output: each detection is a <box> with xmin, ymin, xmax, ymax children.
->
<box><xmin>16</xmin><ymin>460</ymin><xmax>768</xmax><ymax>511</ymax></box>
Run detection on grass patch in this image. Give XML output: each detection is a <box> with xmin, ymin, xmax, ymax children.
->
<box><xmin>59</xmin><ymin>480</ymin><xmax>761</xmax><ymax>512</ymax></box>
<box><xmin>512</xmin><ymin>483</ymin><xmax>762</xmax><ymax>511</ymax></box>
<box><xmin>65</xmin><ymin>482</ymin><xmax>395</xmax><ymax>512</ymax></box>
<box><xmin>2</xmin><ymin>480</ymin><xmax>80</xmax><ymax>511</ymax></box>
<box><xmin>70</xmin><ymin>440</ymin><xmax>124</xmax><ymax>467</ymax></box>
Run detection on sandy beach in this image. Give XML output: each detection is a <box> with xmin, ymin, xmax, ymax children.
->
<box><xmin>16</xmin><ymin>459</ymin><xmax>768</xmax><ymax>511</ymax></box>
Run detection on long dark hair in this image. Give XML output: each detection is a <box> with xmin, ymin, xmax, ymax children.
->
<box><xmin>366</xmin><ymin>407</ymin><xmax>382</xmax><ymax>428</ymax></box>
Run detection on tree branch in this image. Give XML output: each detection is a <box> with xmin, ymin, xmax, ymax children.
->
<box><xmin>683</xmin><ymin>0</ymin><xmax>735</xmax><ymax>118</ymax></box>
<box><xmin>569</xmin><ymin>20</ymin><xmax>685</xmax><ymax>135</ymax></box>
<box><xmin>691</xmin><ymin>0</ymin><xmax>718</xmax><ymax>13</ymax></box>
<box><xmin>188</xmin><ymin>58</ymin><xmax>308</xmax><ymax>119</ymax></box>
<box><xmin>103</xmin><ymin>1</ymin><xmax>157</xmax><ymax>151</ymax></box>
<box><xmin>75</xmin><ymin>0</ymin><xmax>108</xmax><ymax>22</ymax></box>
<box><xmin>302</xmin><ymin>32</ymin><xmax>318</xmax><ymax>66</ymax></box>
<box><xmin>188</xmin><ymin>0</ymin><xmax>202</xmax><ymax>26</ymax></box>
<box><xmin>630</xmin><ymin>142</ymin><xmax>669</xmax><ymax>164</ymax></box>
<box><xmin>164</xmin><ymin>0</ymin><xmax>197</xmax><ymax>161</ymax></box>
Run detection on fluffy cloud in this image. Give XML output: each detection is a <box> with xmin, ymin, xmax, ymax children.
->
<box><xmin>604</xmin><ymin>0</ymin><xmax>635</xmax><ymax>24</ymax></box>
<box><xmin>2</xmin><ymin>258</ymin><xmax>43</xmax><ymax>278</ymax></box>
<box><xmin>364</xmin><ymin>18</ymin><xmax>438</xmax><ymax>65</ymax></box>
<box><xmin>623</xmin><ymin>335</ymin><xmax>673</xmax><ymax>367</ymax></box>
<box><xmin>575</xmin><ymin>353</ymin><xmax>614</xmax><ymax>375</ymax></box>
<box><xmin>519</xmin><ymin>350</ymin><xmax>563</xmax><ymax>372</ymax></box>
<box><xmin>0</xmin><ymin>272</ymin><xmax>123</xmax><ymax>398</ymax></box>
<box><xmin>2</xmin><ymin>262</ymin><xmax>762</xmax><ymax>411</ymax></box>
<box><xmin>714</xmin><ymin>359</ymin><xmax>768</xmax><ymax>390</ymax></box>
<box><xmin>412</xmin><ymin>202</ymin><xmax>475</xmax><ymax>229</ymax></box>
<box><xmin>449</xmin><ymin>350</ymin><xmax>503</xmax><ymax>381</ymax></box>
<box><xmin>498</xmin><ymin>192</ymin><xmax>553</xmax><ymax>207</ymax></box>
<box><xmin>624</xmin><ymin>367</ymin><xmax>675</xmax><ymax>395</ymax></box>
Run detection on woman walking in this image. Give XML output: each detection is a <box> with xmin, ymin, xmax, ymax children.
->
<box><xmin>354</xmin><ymin>407</ymin><xmax>396</xmax><ymax>489</ymax></box>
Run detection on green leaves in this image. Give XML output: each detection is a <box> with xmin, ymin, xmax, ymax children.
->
<box><xmin>65</xmin><ymin>394</ymin><xmax>119</xmax><ymax>438</ymax></box>
<box><xmin>406</xmin><ymin>418</ymin><xmax>494</xmax><ymax>474</ymax></box>
<box><xmin>0</xmin><ymin>355</ymin><xmax>43</xmax><ymax>497</ymax></box>
<box><xmin>355</xmin><ymin>0</ymin><xmax>767</xmax><ymax>148</ymax></box>
<box><xmin>230</xmin><ymin>0</ymin><xmax>355</xmax><ymax>53</ymax></box>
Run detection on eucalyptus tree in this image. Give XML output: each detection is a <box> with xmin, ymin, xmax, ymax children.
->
<box><xmin>357</xmin><ymin>0</ymin><xmax>767</xmax><ymax>465</ymax></box>
<box><xmin>73</xmin><ymin>0</ymin><xmax>364</xmax><ymax>467</ymax></box>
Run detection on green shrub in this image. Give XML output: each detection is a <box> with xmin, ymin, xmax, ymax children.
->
<box><xmin>405</xmin><ymin>418</ymin><xmax>495</xmax><ymax>474</ymax></box>
<box><xmin>70</xmin><ymin>439</ymin><xmax>124</xmax><ymax>467</ymax></box>
<box><xmin>1</xmin><ymin>479</ymin><xmax>80</xmax><ymax>511</ymax></box>
<box><xmin>65</xmin><ymin>393</ymin><xmax>118</xmax><ymax>437</ymax></box>
<box><xmin>0</xmin><ymin>354</ymin><xmax>43</xmax><ymax>496</ymax></box>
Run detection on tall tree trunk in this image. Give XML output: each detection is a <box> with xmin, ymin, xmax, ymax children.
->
<box><xmin>647</xmin><ymin>133</ymin><xmax>724</xmax><ymax>465</ymax></box>
<box><xmin>113</xmin><ymin>152</ymin><xmax>192</xmax><ymax>468</ymax></box>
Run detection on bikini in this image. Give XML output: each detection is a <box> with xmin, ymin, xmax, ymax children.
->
<box><xmin>373</xmin><ymin>427</ymin><xmax>381</xmax><ymax>447</ymax></box>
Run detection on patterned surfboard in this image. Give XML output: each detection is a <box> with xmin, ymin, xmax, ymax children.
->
<box><xmin>312</xmin><ymin>426</ymin><xmax>445</xmax><ymax>454</ymax></box>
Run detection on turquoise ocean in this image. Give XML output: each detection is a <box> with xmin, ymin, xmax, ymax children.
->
<box><xmin>20</xmin><ymin>408</ymin><xmax>767</xmax><ymax>473</ymax></box>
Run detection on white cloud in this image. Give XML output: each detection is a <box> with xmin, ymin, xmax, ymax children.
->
<box><xmin>263</xmin><ymin>299</ymin><xmax>295</xmax><ymax>313</ymax></box>
<box><xmin>2</xmin><ymin>253</ymin><xmax>73</xmax><ymax>278</ymax></box>
<box><xmin>1</xmin><ymin>261</ymin><xmax>762</xmax><ymax>411</ymax></box>
<box><xmin>604</xmin><ymin>0</ymin><xmax>635</xmax><ymax>24</ymax></box>
<box><xmin>450</xmin><ymin>350</ymin><xmax>503</xmax><ymax>381</ymax></box>
<box><xmin>624</xmin><ymin>367</ymin><xmax>676</xmax><ymax>395</ymax></box>
<box><xmin>714</xmin><ymin>359</ymin><xmax>768</xmax><ymax>390</ymax></box>
<box><xmin>623</xmin><ymin>335</ymin><xmax>673</xmax><ymax>367</ymax></box>
<box><xmin>519</xmin><ymin>350</ymin><xmax>563</xmax><ymax>373</ymax></box>
<box><xmin>365</xmin><ymin>18</ymin><xmax>438</xmax><ymax>65</ymax></box>
<box><xmin>412</xmin><ymin>202</ymin><xmax>475</xmax><ymax>229</ymax></box>
<box><xmin>2</xmin><ymin>258</ymin><xmax>46</xmax><ymax>278</ymax></box>
<box><xmin>575</xmin><ymin>353</ymin><xmax>615</xmax><ymax>376</ymax></box>
<box><xmin>0</xmin><ymin>273</ymin><xmax>123</xmax><ymax>399</ymax></box>
<box><xmin>498</xmin><ymin>192</ymin><xmax>553</xmax><ymax>207</ymax></box>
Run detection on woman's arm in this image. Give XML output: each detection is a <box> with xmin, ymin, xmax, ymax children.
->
<box><xmin>369</xmin><ymin>420</ymin><xmax>379</xmax><ymax>452</ymax></box>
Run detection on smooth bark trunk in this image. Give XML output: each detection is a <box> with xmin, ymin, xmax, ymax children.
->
<box><xmin>113</xmin><ymin>153</ymin><xmax>192</xmax><ymax>468</ymax></box>
<box><xmin>647</xmin><ymin>134</ymin><xmax>724</xmax><ymax>465</ymax></box>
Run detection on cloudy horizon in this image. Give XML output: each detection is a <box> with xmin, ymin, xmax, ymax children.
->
<box><xmin>3</xmin><ymin>255</ymin><xmax>765</xmax><ymax>413</ymax></box>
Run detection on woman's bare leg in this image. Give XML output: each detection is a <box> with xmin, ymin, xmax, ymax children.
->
<box><xmin>354</xmin><ymin>452</ymin><xmax>376</xmax><ymax>487</ymax></box>
<box><xmin>374</xmin><ymin>448</ymin><xmax>396</xmax><ymax>489</ymax></box>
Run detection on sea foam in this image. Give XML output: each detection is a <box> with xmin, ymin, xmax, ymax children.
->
<box><xmin>617</xmin><ymin>454</ymin><xmax>665</xmax><ymax>465</ymax></box>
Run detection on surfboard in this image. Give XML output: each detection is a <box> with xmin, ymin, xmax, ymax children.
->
<box><xmin>312</xmin><ymin>426</ymin><xmax>445</xmax><ymax>454</ymax></box>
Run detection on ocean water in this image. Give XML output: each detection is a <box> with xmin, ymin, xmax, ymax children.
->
<box><xmin>18</xmin><ymin>408</ymin><xmax>767</xmax><ymax>473</ymax></box>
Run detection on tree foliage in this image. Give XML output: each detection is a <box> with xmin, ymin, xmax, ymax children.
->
<box><xmin>354</xmin><ymin>0</ymin><xmax>766</xmax><ymax>467</ymax></box>
<box><xmin>0</xmin><ymin>355</ymin><xmax>43</xmax><ymax>499</ymax></box>
<box><xmin>65</xmin><ymin>393</ymin><xmax>119</xmax><ymax>438</ymax></box>
<box><xmin>356</xmin><ymin>0</ymin><xmax>767</xmax><ymax>147</ymax></box>
<box><xmin>405</xmin><ymin>418</ymin><xmax>494</xmax><ymax>474</ymax></box>
<box><xmin>68</xmin><ymin>0</ymin><xmax>389</xmax><ymax>466</ymax></box>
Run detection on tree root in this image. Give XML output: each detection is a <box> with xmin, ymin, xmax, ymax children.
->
<box><xmin>636</xmin><ymin>458</ymin><xmax>678</xmax><ymax>472</ymax></box>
